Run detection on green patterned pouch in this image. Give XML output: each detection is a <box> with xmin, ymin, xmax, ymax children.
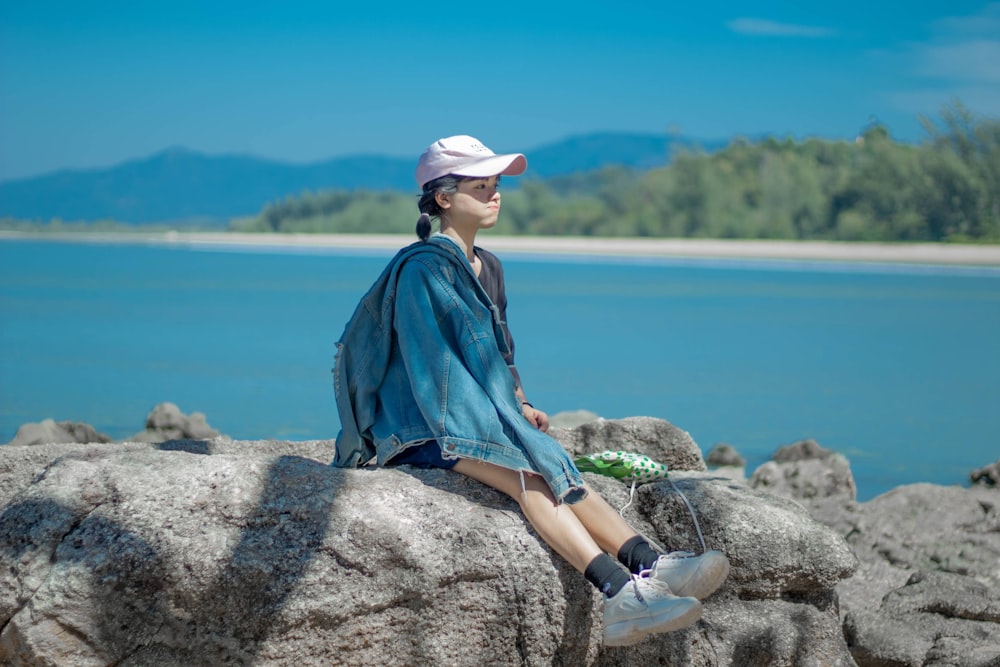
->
<box><xmin>574</xmin><ymin>450</ymin><xmax>669</xmax><ymax>484</ymax></box>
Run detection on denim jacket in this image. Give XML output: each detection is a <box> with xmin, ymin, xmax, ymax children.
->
<box><xmin>332</xmin><ymin>234</ymin><xmax>586</xmax><ymax>504</ymax></box>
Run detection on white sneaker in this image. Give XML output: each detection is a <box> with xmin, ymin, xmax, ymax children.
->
<box><xmin>648</xmin><ymin>550</ymin><xmax>730</xmax><ymax>600</ymax></box>
<box><xmin>603</xmin><ymin>572</ymin><xmax>702</xmax><ymax>647</ymax></box>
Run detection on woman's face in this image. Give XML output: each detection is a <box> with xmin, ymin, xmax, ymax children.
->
<box><xmin>439</xmin><ymin>176</ymin><xmax>502</xmax><ymax>231</ymax></box>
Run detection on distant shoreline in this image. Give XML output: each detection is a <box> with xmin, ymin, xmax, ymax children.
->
<box><xmin>4</xmin><ymin>230</ymin><xmax>1000</xmax><ymax>266</ymax></box>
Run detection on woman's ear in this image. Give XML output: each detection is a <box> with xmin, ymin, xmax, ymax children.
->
<box><xmin>435</xmin><ymin>191</ymin><xmax>451</xmax><ymax>210</ymax></box>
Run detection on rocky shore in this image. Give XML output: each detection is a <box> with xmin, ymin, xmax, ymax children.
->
<box><xmin>1</xmin><ymin>405</ymin><xmax>998</xmax><ymax>666</ymax></box>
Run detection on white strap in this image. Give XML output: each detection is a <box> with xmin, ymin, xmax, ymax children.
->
<box><xmin>669</xmin><ymin>477</ymin><xmax>707</xmax><ymax>554</ymax></box>
<box><xmin>617</xmin><ymin>478</ymin><xmax>638</xmax><ymax>517</ymax></box>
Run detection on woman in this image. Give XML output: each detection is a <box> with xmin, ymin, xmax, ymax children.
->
<box><xmin>333</xmin><ymin>135</ymin><xmax>729</xmax><ymax>647</ymax></box>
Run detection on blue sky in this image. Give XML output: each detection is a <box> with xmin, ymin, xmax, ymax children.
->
<box><xmin>1</xmin><ymin>1</ymin><xmax>998</xmax><ymax>182</ymax></box>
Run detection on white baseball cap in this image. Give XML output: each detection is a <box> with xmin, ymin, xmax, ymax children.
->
<box><xmin>415</xmin><ymin>135</ymin><xmax>527</xmax><ymax>189</ymax></box>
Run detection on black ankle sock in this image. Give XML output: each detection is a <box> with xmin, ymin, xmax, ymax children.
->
<box><xmin>617</xmin><ymin>535</ymin><xmax>660</xmax><ymax>573</ymax></box>
<box><xmin>584</xmin><ymin>554</ymin><xmax>631</xmax><ymax>598</ymax></box>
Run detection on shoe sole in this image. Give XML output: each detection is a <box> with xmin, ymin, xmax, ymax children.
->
<box><xmin>660</xmin><ymin>552</ymin><xmax>731</xmax><ymax>600</ymax></box>
<box><xmin>603</xmin><ymin>598</ymin><xmax>703</xmax><ymax>647</ymax></box>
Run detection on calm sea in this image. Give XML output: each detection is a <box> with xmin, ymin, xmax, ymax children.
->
<box><xmin>2</xmin><ymin>237</ymin><xmax>998</xmax><ymax>501</ymax></box>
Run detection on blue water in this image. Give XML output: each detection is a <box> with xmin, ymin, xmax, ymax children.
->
<box><xmin>2</xmin><ymin>237</ymin><xmax>998</xmax><ymax>501</ymax></box>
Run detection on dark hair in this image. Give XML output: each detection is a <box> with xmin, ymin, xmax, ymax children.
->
<box><xmin>415</xmin><ymin>174</ymin><xmax>468</xmax><ymax>241</ymax></box>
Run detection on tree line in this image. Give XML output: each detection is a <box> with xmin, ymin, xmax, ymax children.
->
<box><xmin>235</xmin><ymin>102</ymin><xmax>999</xmax><ymax>243</ymax></box>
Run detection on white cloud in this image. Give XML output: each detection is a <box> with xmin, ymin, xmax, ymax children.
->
<box><xmin>918</xmin><ymin>40</ymin><xmax>1000</xmax><ymax>84</ymax></box>
<box><xmin>885</xmin><ymin>4</ymin><xmax>1000</xmax><ymax>117</ymax></box>
<box><xmin>726</xmin><ymin>18</ymin><xmax>836</xmax><ymax>38</ymax></box>
<box><xmin>931</xmin><ymin>2</ymin><xmax>1000</xmax><ymax>35</ymax></box>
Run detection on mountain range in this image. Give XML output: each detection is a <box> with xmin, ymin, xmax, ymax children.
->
<box><xmin>0</xmin><ymin>132</ymin><xmax>725</xmax><ymax>225</ymax></box>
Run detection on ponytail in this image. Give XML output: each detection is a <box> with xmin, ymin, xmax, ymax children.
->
<box><xmin>416</xmin><ymin>213</ymin><xmax>432</xmax><ymax>241</ymax></box>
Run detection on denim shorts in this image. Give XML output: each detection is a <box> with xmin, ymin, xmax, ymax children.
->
<box><xmin>386</xmin><ymin>441</ymin><xmax>459</xmax><ymax>470</ymax></box>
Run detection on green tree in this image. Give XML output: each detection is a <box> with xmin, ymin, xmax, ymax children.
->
<box><xmin>229</xmin><ymin>101</ymin><xmax>1000</xmax><ymax>244</ymax></box>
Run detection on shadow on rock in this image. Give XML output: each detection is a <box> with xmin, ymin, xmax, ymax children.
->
<box><xmin>0</xmin><ymin>453</ymin><xmax>341</xmax><ymax>665</ymax></box>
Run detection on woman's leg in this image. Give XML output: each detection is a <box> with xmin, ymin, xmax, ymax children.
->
<box><xmin>566</xmin><ymin>483</ymin><xmax>642</xmax><ymax>555</ymax></box>
<box><xmin>452</xmin><ymin>459</ymin><xmax>602</xmax><ymax>573</ymax></box>
<box><xmin>453</xmin><ymin>459</ymin><xmax>704</xmax><ymax>645</ymax></box>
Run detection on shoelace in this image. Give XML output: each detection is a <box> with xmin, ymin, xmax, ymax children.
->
<box><xmin>627</xmin><ymin>571</ymin><xmax>652</xmax><ymax>603</ymax></box>
<box><xmin>629</xmin><ymin>575</ymin><xmax>645</xmax><ymax>603</ymax></box>
<box><xmin>628</xmin><ymin>569</ymin><xmax>676</xmax><ymax>604</ymax></box>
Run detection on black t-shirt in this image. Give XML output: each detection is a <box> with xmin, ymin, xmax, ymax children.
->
<box><xmin>475</xmin><ymin>246</ymin><xmax>521</xmax><ymax>388</ymax></box>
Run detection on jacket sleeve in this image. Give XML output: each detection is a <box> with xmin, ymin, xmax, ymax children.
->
<box><xmin>331</xmin><ymin>340</ymin><xmax>377</xmax><ymax>467</ymax></box>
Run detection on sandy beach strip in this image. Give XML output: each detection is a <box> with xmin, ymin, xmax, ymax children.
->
<box><xmin>4</xmin><ymin>230</ymin><xmax>1000</xmax><ymax>266</ymax></box>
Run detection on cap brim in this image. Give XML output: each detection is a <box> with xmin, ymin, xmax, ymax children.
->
<box><xmin>451</xmin><ymin>153</ymin><xmax>527</xmax><ymax>179</ymax></box>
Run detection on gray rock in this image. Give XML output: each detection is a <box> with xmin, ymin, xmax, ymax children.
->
<box><xmin>4</xmin><ymin>403</ymin><xmax>221</xmax><ymax>449</ymax></box>
<box><xmin>749</xmin><ymin>439</ymin><xmax>857</xmax><ymax>509</ymax></box>
<box><xmin>747</xmin><ymin>440</ymin><xmax>1000</xmax><ymax>667</ymax></box>
<box><xmin>644</xmin><ymin>472</ymin><xmax>857</xmax><ymax>600</ymax></box>
<box><xmin>705</xmin><ymin>443</ymin><xmax>746</xmax><ymax>468</ymax></box>
<box><xmin>844</xmin><ymin>571</ymin><xmax>1000</xmax><ymax>667</ymax></box>
<box><xmin>4</xmin><ymin>419</ymin><xmax>112</xmax><ymax>447</ymax></box>
<box><xmin>0</xmin><ymin>417</ymin><xmax>857</xmax><ymax>666</ymax></box>
<box><xmin>127</xmin><ymin>402</ymin><xmax>221</xmax><ymax>443</ymax></box>
<box><xmin>704</xmin><ymin>444</ymin><xmax>747</xmax><ymax>484</ymax></box>
<box><xmin>548</xmin><ymin>409</ymin><xmax>602</xmax><ymax>429</ymax></box>
<box><xmin>843</xmin><ymin>483</ymin><xmax>1000</xmax><ymax>594</ymax></box>
<box><xmin>745</xmin><ymin>438</ymin><xmax>860</xmax><ymax>536</ymax></box>
<box><xmin>971</xmin><ymin>459</ymin><xmax>1000</xmax><ymax>487</ymax></box>
<box><xmin>771</xmin><ymin>438</ymin><xmax>834</xmax><ymax>463</ymax></box>
<box><xmin>551</xmin><ymin>416</ymin><xmax>707</xmax><ymax>472</ymax></box>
